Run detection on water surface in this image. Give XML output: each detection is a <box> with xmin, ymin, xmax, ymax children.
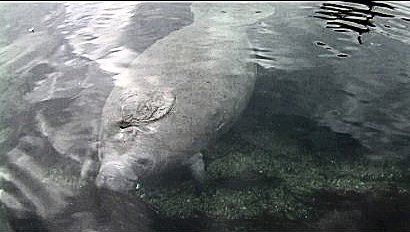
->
<box><xmin>1</xmin><ymin>1</ymin><xmax>410</xmax><ymax>232</ymax></box>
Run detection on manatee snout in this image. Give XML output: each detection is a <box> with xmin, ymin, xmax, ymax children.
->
<box><xmin>95</xmin><ymin>162</ymin><xmax>138</xmax><ymax>192</ymax></box>
<box><xmin>96</xmin><ymin>153</ymin><xmax>156</xmax><ymax>192</ymax></box>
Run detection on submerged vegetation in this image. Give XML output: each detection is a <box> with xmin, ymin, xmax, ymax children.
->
<box><xmin>135</xmin><ymin>111</ymin><xmax>410</xmax><ymax>226</ymax></box>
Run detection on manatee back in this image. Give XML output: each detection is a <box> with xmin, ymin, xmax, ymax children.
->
<box><xmin>103</xmin><ymin>3</ymin><xmax>275</xmax><ymax>157</ymax></box>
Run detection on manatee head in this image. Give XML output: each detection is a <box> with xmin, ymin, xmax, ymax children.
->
<box><xmin>95</xmin><ymin>111</ymin><xmax>155</xmax><ymax>192</ymax></box>
<box><xmin>96</xmin><ymin>88</ymin><xmax>175</xmax><ymax>192</ymax></box>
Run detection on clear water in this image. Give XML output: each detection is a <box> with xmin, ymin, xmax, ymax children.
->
<box><xmin>0</xmin><ymin>2</ymin><xmax>409</xmax><ymax>232</ymax></box>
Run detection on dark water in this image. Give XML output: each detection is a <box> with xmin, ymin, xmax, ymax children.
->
<box><xmin>0</xmin><ymin>1</ymin><xmax>409</xmax><ymax>232</ymax></box>
<box><xmin>247</xmin><ymin>1</ymin><xmax>410</xmax><ymax>159</ymax></box>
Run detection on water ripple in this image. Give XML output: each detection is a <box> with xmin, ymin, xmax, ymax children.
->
<box><xmin>61</xmin><ymin>2</ymin><xmax>140</xmax><ymax>74</ymax></box>
<box><xmin>314</xmin><ymin>1</ymin><xmax>410</xmax><ymax>45</ymax></box>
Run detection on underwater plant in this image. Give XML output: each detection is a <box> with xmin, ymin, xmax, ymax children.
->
<box><xmin>135</xmin><ymin>118</ymin><xmax>410</xmax><ymax>226</ymax></box>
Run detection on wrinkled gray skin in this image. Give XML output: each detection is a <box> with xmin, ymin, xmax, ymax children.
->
<box><xmin>96</xmin><ymin>3</ymin><xmax>275</xmax><ymax>192</ymax></box>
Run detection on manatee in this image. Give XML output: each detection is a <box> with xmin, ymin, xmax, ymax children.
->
<box><xmin>0</xmin><ymin>2</ymin><xmax>197</xmax><ymax>232</ymax></box>
<box><xmin>96</xmin><ymin>3</ymin><xmax>274</xmax><ymax>192</ymax></box>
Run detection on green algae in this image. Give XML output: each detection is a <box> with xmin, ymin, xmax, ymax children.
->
<box><xmin>136</xmin><ymin>119</ymin><xmax>410</xmax><ymax>223</ymax></box>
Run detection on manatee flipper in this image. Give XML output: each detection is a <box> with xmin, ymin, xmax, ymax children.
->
<box><xmin>186</xmin><ymin>152</ymin><xmax>207</xmax><ymax>192</ymax></box>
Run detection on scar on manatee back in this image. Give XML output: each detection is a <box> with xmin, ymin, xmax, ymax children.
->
<box><xmin>117</xmin><ymin>89</ymin><xmax>176</xmax><ymax>129</ymax></box>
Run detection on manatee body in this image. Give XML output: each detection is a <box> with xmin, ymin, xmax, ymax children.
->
<box><xmin>96</xmin><ymin>3</ymin><xmax>274</xmax><ymax>192</ymax></box>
